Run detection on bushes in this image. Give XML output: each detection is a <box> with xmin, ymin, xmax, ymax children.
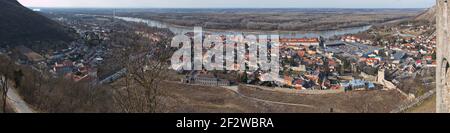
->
<box><xmin>0</xmin><ymin>55</ymin><xmax>114</xmax><ymax>113</ymax></box>
<box><xmin>14</xmin><ymin>64</ymin><xmax>114</xmax><ymax>112</ymax></box>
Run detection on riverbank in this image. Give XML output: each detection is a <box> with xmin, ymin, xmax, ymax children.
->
<box><xmin>115</xmin><ymin>16</ymin><xmax>373</xmax><ymax>38</ymax></box>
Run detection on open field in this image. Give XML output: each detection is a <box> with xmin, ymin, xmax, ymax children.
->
<box><xmin>144</xmin><ymin>82</ymin><xmax>406</xmax><ymax>113</ymax></box>
<box><xmin>237</xmin><ymin>85</ymin><xmax>406</xmax><ymax>113</ymax></box>
<box><xmin>406</xmin><ymin>94</ymin><xmax>436</xmax><ymax>113</ymax></box>
<box><xmin>158</xmin><ymin>83</ymin><xmax>320</xmax><ymax>113</ymax></box>
<box><xmin>118</xmin><ymin>8</ymin><xmax>422</xmax><ymax>31</ymax></box>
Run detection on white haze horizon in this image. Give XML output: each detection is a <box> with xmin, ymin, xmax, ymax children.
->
<box><xmin>18</xmin><ymin>0</ymin><xmax>435</xmax><ymax>9</ymax></box>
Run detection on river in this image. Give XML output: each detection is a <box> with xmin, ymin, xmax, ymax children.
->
<box><xmin>115</xmin><ymin>16</ymin><xmax>372</xmax><ymax>39</ymax></box>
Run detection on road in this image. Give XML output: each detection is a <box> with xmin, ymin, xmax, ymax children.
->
<box><xmin>6</xmin><ymin>88</ymin><xmax>35</xmax><ymax>113</ymax></box>
<box><xmin>1</xmin><ymin>77</ymin><xmax>35</xmax><ymax>113</ymax></box>
<box><xmin>99</xmin><ymin>68</ymin><xmax>127</xmax><ymax>84</ymax></box>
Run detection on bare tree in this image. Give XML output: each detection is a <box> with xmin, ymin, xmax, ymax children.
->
<box><xmin>1</xmin><ymin>75</ymin><xmax>9</xmax><ymax>113</ymax></box>
<box><xmin>0</xmin><ymin>55</ymin><xmax>14</xmax><ymax>113</ymax></box>
<box><xmin>110</xmin><ymin>28</ymin><xmax>173</xmax><ymax>113</ymax></box>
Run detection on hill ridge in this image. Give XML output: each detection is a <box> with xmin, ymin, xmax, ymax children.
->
<box><xmin>415</xmin><ymin>6</ymin><xmax>436</xmax><ymax>22</ymax></box>
<box><xmin>0</xmin><ymin>0</ymin><xmax>74</xmax><ymax>50</ymax></box>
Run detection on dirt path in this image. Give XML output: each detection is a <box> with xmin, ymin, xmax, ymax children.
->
<box><xmin>6</xmin><ymin>87</ymin><xmax>35</xmax><ymax>113</ymax></box>
<box><xmin>1</xmin><ymin>77</ymin><xmax>35</xmax><ymax>113</ymax></box>
<box><xmin>221</xmin><ymin>86</ymin><xmax>316</xmax><ymax>108</ymax></box>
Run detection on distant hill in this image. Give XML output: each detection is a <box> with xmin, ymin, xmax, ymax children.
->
<box><xmin>415</xmin><ymin>6</ymin><xmax>436</xmax><ymax>22</ymax></box>
<box><xmin>0</xmin><ymin>0</ymin><xmax>74</xmax><ymax>50</ymax></box>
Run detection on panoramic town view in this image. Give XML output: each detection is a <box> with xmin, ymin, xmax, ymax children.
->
<box><xmin>0</xmin><ymin>0</ymin><xmax>438</xmax><ymax>113</ymax></box>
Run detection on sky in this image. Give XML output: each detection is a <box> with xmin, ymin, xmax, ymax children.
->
<box><xmin>18</xmin><ymin>0</ymin><xmax>436</xmax><ymax>8</ymax></box>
